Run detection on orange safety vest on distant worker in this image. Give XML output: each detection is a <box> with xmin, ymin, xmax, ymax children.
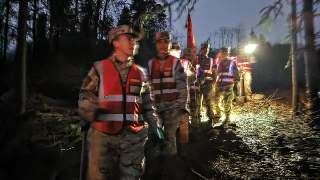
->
<box><xmin>91</xmin><ymin>59</ymin><xmax>144</xmax><ymax>134</ymax></box>
<box><xmin>148</xmin><ymin>55</ymin><xmax>179</xmax><ymax>103</ymax></box>
<box><xmin>235</xmin><ymin>56</ymin><xmax>252</xmax><ymax>72</ymax></box>
<box><xmin>199</xmin><ymin>57</ymin><xmax>214</xmax><ymax>84</ymax></box>
<box><xmin>216</xmin><ymin>59</ymin><xmax>236</xmax><ymax>86</ymax></box>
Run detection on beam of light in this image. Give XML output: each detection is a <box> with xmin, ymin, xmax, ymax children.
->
<box><xmin>245</xmin><ymin>44</ymin><xmax>258</xmax><ymax>53</ymax></box>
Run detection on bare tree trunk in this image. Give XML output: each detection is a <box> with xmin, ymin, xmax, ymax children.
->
<box><xmin>94</xmin><ymin>0</ymin><xmax>101</xmax><ymax>40</ymax></box>
<box><xmin>15</xmin><ymin>0</ymin><xmax>28</xmax><ymax>114</ymax></box>
<box><xmin>32</xmin><ymin>0</ymin><xmax>38</xmax><ymax>61</ymax></box>
<box><xmin>303</xmin><ymin>0</ymin><xmax>319</xmax><ymax>110</ymax></box>
<box><xmin>49</xmin><ymin>0</ymin><xmax>55</xmax><ymax>54</ymax></box>
<box><xmin>101</xmin><ymin>0</ymin><xmax>110</xmax><ymax>39</ymax></box>
<box><xmin>3</xmin><ymin>0</ymin><xmax>10</xmax><ymax>61</ymax></box>
<box><xmin>291</xmin><ymin>0</ymin><xmax>298</xmax><ymax>115</ymax></box>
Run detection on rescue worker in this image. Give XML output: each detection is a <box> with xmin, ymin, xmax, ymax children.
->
<box><xmin>78</xmin><ymin>25</ymin><xmax>163</xmax><ymax>180</ymax></box>
<box><xmin>198</xmin><ymin>43</ymin><xmax>216</xmax><ymax>123</ymax></box>
<box><xmin>183</xmin><ymin>48</ymin><xmax>205</xmax><ymax>129</ymax></box>
<box><xmin>169</xmin><ymin>43</ymin><xmax>196</xmax><ymax>144</ymax></box>
<box><xmin>214</xmin><ymin>51</ymin><xmax>222</xmax><ymax>65</ymax></box>
<box><xmin>235</xmin><ymin>54</ymin><xmax>252</xmax><ymax>101</ymax></box>
<box><xmin>212</xmin><ymin>47</ymin><xmax>240</xmax><ymax>128</ymax></box>
<box><xmin>148</xmin><ymin>32</ymin><xmax>188</xmax><ymax>155</ymax></box>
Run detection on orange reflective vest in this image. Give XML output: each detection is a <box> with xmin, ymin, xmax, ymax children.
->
<box><xmin>148</xmin><ymin>55</ymin><xmax>179</xmax><ymax>103</ymax></box>
<box><xmin>91</xmin><ymin>59</ymin><xmax>144</xmax><ymax>134</ymax></box>
<box><xmin>236</xmin><ymin>56</ymin><xmax>251</xmax><ymax>72</ymax></box>
<box><xmin>216</xmin><ymin>59</ymin><xmax>236</xmax><ymax>86</ymax></box>
<box><xmin>199</xmin><ymin>56</ymin><xmax>214</xmax><ymax>84</ymax></box>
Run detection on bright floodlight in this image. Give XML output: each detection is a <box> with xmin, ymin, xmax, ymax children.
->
<box><xmin>245</xmin><ymin>44</ymin><xmax>258</xmax><ymax>53</ymax></box>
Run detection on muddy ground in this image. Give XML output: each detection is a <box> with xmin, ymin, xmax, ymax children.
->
<box><xmin>0</xmin><ymin>90</ymin><xmax>320</xmax><ymax>180</ymax></box>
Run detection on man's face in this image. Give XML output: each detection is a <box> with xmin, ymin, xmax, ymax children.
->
<box><xmin>184</xmin><ymin>54</ymin><xmax>193</xmax><ymax>61</ymax></box>
<box><xmin>200</xmin><ymin>47</ymin><xmax>208</xmax><ymax>56</ymax></box>
<box><xmin>156</xmin><ymin>39</ymin><xmax>171</xmax><ymax>55</ymax></box>
<box><xmin>114</xmin><ymin>34</ymin><xmax>135</xmax><ymax>57</ymax></box>
<box><xmin>221</xmin><ymin>51</ymin><xmax>228</xmax><ymax>59</ymax></box>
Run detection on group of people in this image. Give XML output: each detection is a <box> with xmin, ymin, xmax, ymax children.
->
<box><xmin>78</xmin><ymin>25</ymin><xmax>252</xmax><ymax>180</ymax></box>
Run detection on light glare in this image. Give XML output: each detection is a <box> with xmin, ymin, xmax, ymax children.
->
<box><xmin>245</xmin><ymin>44</ymin><xmax>258</xmax><ymax>53</ymax></box>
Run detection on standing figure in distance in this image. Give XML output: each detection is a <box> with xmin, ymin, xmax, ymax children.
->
<box><xmin>183</xmin><ymin>48</ymin><xmax>205</xmax><ymax>130</ymax></box>
<box><xmin>198</xmin><ymin>43</ymin><xmax>216</xmax><ymax>124</ymax></box>
<box><xmin>169</xmin><ymin>43</ymin><xmax>196</xmax><ymax>144</ymax></box>
<box><xmin>212</xmin><ymin>47</ymin><xmax>240</xmax><ymax>128</ymax></box>
<box><xmin>235</xmin><ymin>52</ymin><xmax>252</xmax><ymax>101</ymax></box>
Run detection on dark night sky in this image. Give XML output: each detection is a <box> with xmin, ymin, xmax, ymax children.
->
<box><xmin>169</xmin><ymin>0</ymin><xmax>320</xmax><ymax>50</ymax></box>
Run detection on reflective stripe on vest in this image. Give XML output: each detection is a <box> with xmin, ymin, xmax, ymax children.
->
<box><xmin>153</xmin><ymin>89</ymin><xmax>179</xmax><ymax>95</ymax></box>
<box><xmin>97</xmin><ymin>114</ymin><xmax>143</xmax><ymax>121</ymax></box>
<box><xmin>100</xmin><ymin>95</ymin><xmax>142</xmax><ymax>103</ymax></box>
<box><xmin>152</xmin><ymin>77</ymin><xmax>175</xmax><ymax>83</ymax></box>
<box><xmin>216</xmin><ymin>59</ymin><xmax>235</xmax><ymax>86</ymax></box>
<box><xmin>236</xmin><ymin>56</ymin><xmax>251</xmax><ymax>72</ymax></box>
<box><xmin>200</xmin><ymin>57</ymin><xmax>214</xmax><ymax>84</ymax></box>
<box><xmin>91</xmin><ymin>59</ymin><xmax>144</xmax><ymax>134</ymax></box>
<box><xmin>148</xmin><ymin>55</ymin><xmax>179</xmax><ymax>103</ymax></box>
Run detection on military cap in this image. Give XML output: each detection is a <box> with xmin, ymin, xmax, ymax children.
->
<box><xmin>108</xmin><ymin>25</ymin><xmax>139</xmax><ymax>43</ymax></box>
<box><xmin>201</xmin><ymin>43</ymin><xmax>210</xmax><ymax>49</ymax></box>
<box><xmin>171</xmin><ymin>43</ymin><xmax>180</xmax><ymax>50</ymax></box>
<box><xmin>156</xmin><ymin>31</ymin><xmax>172</xmax><ymax>41</ymax></box>
<box><xmin>184</xmin><ymin>48</ymin><xmax>195</xmax><ymax>56</ymax></box>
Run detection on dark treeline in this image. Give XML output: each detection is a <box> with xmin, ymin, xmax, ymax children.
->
<box><xmin>0</xmin><ymin>0</ymin><xmax>319</xmax><ymax>111</ymax></box>
<box><xmin>0</xmin><ymin>0</ymin><xmax>167</xmax><ymax>104</ymax></box>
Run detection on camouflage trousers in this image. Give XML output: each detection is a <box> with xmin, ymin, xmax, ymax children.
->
<box><xmin>237</xmin><ymin>72</ymin><xmax>252</xmax><ymax>98</ymax></box>
<box><xmin>84</xmin><ymin>126</ymin><xmax>147</xmax><ymax>180</ymax></box>
<box><xmin>212</xmin><ymin>85</ymin><xmax>234</xmax><ymax>116</ymax></box>
<box><xmin>200</xmin><ymin>84</ymin><xmax>215</xmax><ymax>119</ymax></box>
<box><xmin>147</xmin><ymin>108</ymin><xmax>182</xmax><ymax>156</ymax></box>
<box><xmin>190</xmin><ymin>91</ymin><xmax>202</xmax><ymax>127</ymax></box>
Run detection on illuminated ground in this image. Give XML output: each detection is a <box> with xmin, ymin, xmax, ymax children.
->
<box><xmin>1</xmin><ymin>92</ymin><xmax>320</xmax><ymax>179</ymax></box>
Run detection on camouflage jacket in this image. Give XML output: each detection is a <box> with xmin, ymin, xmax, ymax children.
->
<box><xmin>78</xmin><ymin>58</ymin><xmax>161</xmax><ymax>132</ymax></box>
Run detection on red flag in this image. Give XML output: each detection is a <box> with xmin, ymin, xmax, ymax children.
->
<box><xmin>187</xmin><ymin>13</ymin><xmax>196</xmax><ymax>52</ymax></box>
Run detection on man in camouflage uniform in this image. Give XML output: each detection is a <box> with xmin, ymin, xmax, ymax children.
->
<box><xmin>212</xmin><ymin>47</ymin><xmax>240</xmax><ymax>128</ymax></box>
<box><xmin>183</xmin><ymin>48</ymin><xmax>205</xmax><ymax>128</ymax></box>
<box><xmin>198</xmin><ymin>43</ymin><xmax>216</xmax><ymax>123</ymax></box>
<box><xmin>148</xmin><ymin>32</ymin><xmax>188</xmax><ymax>155</ymax></box>
<box><xmin>169</xmin><ymin>43</ymin><xmax>196</xmax><ymax>144</ymax></box>
<box><xmin>78</xmin><ymin>25</ymin><xmax>163</xmax><ymax>180</ymax></box>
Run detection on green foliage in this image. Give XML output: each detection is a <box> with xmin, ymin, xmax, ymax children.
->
<box><xmin>257</xmin><ymin>0</ymin><xmax>284</xmax><ymax>28</ymax></box>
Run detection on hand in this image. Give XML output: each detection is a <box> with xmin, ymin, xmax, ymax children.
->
<box><xmin>79</xmin><ymin>120</ymin><xmax>90</xmax><ymax>131</ymax></box>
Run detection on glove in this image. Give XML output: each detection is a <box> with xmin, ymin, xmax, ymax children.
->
<box><xmin>154</xmin><ymin>128</ymin><xmax>164</xmax><ymax>140</ymax></box>
<box><xmin>79</xmin><ymin>120</ymin><xmax>90</xmax><ymax>132</ymax></box>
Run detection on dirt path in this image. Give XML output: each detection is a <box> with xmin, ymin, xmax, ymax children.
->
<box><xmin>1</xmin><ymin>93</ymin><xmax>320</xmax><ymax>180</ymax></box>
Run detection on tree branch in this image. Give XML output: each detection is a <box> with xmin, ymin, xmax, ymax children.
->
<box><xmin>257</xmin><ymin>0</ymin><xmax>284</xmax><ymax>26</ymax></box>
